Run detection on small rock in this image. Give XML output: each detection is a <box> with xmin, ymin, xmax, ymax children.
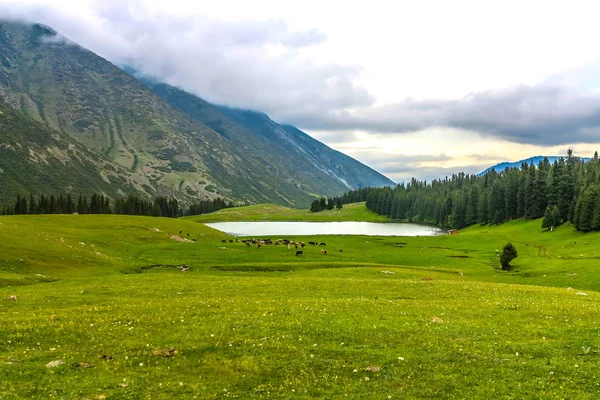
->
<box><xmin>45</xmin><ymin>360</ymin><xmax>65</xmax><ymax>368</ymax></box>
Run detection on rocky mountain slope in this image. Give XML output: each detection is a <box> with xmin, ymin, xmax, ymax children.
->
<box><xmin>0</xmin><ymin>104</ymin><xmax>139</xmax><ymax>202</ymax></box>
<box><xmin>0</xmin><ymin>21</ymin><xmax>394</xmax><ymax>206</ymax></box>
<box><xmin>140</xmin><ymin>79</ymin><xmax>395</xmax><ymax>198</ymax></box>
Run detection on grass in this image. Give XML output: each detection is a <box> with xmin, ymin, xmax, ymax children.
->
<box><xmin>2</xmin><ymin>204</ymin><xmax>600</xmax><ymax>398</ymax></box>
<box><xmin>183</xmin><ymin>202</ymin><xmax>389</xmax><ymax>223</ymax></box>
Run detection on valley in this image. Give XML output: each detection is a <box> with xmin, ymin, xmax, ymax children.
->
<box><xmin>1</xmin><ymin>204</ymin><xmax>599</xmax><ymax>398</ymax></box>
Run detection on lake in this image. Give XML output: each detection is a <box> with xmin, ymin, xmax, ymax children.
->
<box><xmin>205</xmin><ymin>221</ymin><xmax>444</xmax><ymax>237</ymax></box>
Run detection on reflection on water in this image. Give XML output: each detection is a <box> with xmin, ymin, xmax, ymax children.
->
<box><xmin>205</xmin><ymin>221</ymin><xmax>443</xmax><ymax>237</ymax></box>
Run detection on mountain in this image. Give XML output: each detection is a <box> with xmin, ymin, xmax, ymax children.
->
<box><xmin>0</xmin><ymin>103</ymin><xmax>140</xmax><ymax>201</ymax></box>
<box><xmin>137</xmin><ymin>78</ymin><xmax>395</xmax><ymax>196</ymax></box>
<box><xmin>0</xmin><ymin>21</ymin><xmax>394</xmax><ymax>206</ymax></box>
<box><xmin>478</xmin><ymin>155</ymin><xmax>592</xmax><ymax>176</ymax></box>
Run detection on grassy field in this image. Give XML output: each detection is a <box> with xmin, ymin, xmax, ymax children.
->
<box><xmin>183</xmin><ymin>202</ymin><xmax>389</xmax><ymax>223</ymax></box>
<box><xmin>2</xmin><ymin>205</ymin><xmax>600</xmax><ymax>398</ymax></box>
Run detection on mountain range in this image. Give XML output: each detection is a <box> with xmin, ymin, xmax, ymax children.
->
<box><xmin>0</xmin><ymin>21</ymin><xmax>394</xmax><ymax>205</ymax></box>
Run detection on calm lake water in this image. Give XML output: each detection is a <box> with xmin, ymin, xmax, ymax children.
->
<box><xmin>205</xmin><ymin>221</ymin><xmax>443</xmax><ymax>237</ymax></box>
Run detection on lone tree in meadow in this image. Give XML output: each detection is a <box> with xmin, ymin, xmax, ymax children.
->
<box><xmin>500</xmin><ymin>242</ymin><xmax>518</xmax><ymax>270</ymax></box>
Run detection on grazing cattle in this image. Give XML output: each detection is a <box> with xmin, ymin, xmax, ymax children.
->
<box><xmin>319</xmin><ymin>242</ymin><xmax>327</xmax><ymax>246</ymax></box>
<box><xmin>236</xmin><ymin>239</ymin><xmax>239</xmax><ymax>243</ymax></box>
<box><xmin>294</xmin><ymin>244</ymin><xmax>298</xmax><ymax>249</ymax></box>
<box><xmin>295</xmin><ymin>250</ymin><xmax>303</xmax><ymax>256</ymax></box>
<box><xmin>308</xmin><ymin>241</ymin><xmax>315</xmax><ymax>246</ymax></box>
<box><xmin>229</xmin><ymin>240</ymin><xmax>233</xmax><ymax>243</ymax></box>
<box><xmin>340</xmin><ymin>249</ymin><xmax>343</xmax><ymax>253</ymax></box>
<box><xmin>187</xmin><ymin>233</ymin><xmax>190</xmax><ymax>237</ymax></box>
<box><xmin>221</xmin><ymin>240</ymin><xmax>226</xmax><ymax>243</ymax></box>
<box><xmin>257</xmin><ymin>243</ymin><xmax>262</xmax><ymax>249</ymax></box>
<box><xmin>192</xmin><ymin>238</ymin><xmax>197</xmax><ymax>242</ymax></box>
<box><xmin>246</xmin><ymin>242</ymin><xmax>251</xmax><ymax>247</ymax></box>
<box><xmin>300</xmin><ymin>242</ymin><xmax>306</xmax><ymax>248</ymax></box>
<box><xmin>179</xmin><ymin>231</ymin><xmax>182</xmax><ymax>234</ymax></box>
<box><xmin>320</xmin><ymin>249</ymin><xmax>327</xmax><ymax>255</ymax></box>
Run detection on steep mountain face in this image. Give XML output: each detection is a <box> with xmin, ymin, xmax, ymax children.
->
<box><xmin>0</xmin><ymin>103</ymin><xmax>139</xmax><ymax>202</ymax></box>
<box><xmin>139</xmin><ymin>79</ymin><xmax>395</xmax><ymax>196</ymax></box>
<box><xmin>0</xmin><ymin>21</ymin><xmax>394</xmax><ymax>206</ymax></box>
<box><xmin>479</xmin><ymin>156</ymin><xmax>591</xmax><ymax>176</ymax></box>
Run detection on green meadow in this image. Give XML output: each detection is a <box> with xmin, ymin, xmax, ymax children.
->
<box><xmin>1</xmin><ymin>204</ymin><xmax>600</xmax><ymax>399</ymax></box>
<box><xmin>184</xmin><ymin>202</ymin><xmax>389</xmax><ymax>222</ymax></box>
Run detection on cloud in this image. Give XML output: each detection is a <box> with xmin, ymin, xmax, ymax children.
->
<box><xmin>3</xmin><ymin>0</ymin><xmax>600</xmax><ymax>151</ymax></box>
<box><xmin>0</xmin><ymin>0</ymin><xmax>373</xmax><ymax>120</ymax></box>
<box><xmin>285</xmin><ymin>84</ymin><xmax>600</xmax><ymax>145</ymax></box>
<box><xmin>386</xmin><ymin>164</ymin><xmax>485</xmax><ymax>183</ymax></box>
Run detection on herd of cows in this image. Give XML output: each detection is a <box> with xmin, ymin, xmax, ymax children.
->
<box><xmin>220</xmin><ymin>238</ymin><xmax>340</xmax><ymax>256</ymax></box>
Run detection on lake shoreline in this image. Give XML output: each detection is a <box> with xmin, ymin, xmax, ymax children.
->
<box><xmin>205</xmin><ymin>221</ymin><xmax>446</xmax><ymax>237</ymax></box>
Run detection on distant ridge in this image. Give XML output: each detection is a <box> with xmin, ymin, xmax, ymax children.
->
<box><xmin>478</xmin><ymin>155</ymin><xmax>592</xmax><ymax>176</ymax></box>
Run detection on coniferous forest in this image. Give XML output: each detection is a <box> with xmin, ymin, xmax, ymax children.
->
<box><xmin>0</xmin><ymin>194</ymin><xmax>236</xmax><ymax>218</ymax></box>
<box><xmin>343</xmin><ymin>151</ymin><xmax>600</xmax><ymax>232</ymax></box>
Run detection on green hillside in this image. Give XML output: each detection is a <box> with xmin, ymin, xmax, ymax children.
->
<box><xmin>1</xmin><ymin>213</ymin><xmax>600</xmax><ymax>398</ymax></box>
<box><xmin>0</xmin><ymin>21</ymin><xmax>394</xmax><ymax>206</ymax></box>
<box><xmin>141</xmin><ymin>78</ymin><xmax>395</xmax><ymax>195</ymax></box>
<box><xmin>0</xmin><ymin>104</ymin><xmax>141</xmax><ymax>202</ymax></box>
<box><xmin>183</xmin><ymin>202</ymin><xmax>389</xmax><ymax>222</ymax></box>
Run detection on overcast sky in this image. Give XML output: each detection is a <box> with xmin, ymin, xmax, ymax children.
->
<box><xmin>2</xmin><ymin>0</ymin><xmax>600</xmax><ymax>182</ymax></box>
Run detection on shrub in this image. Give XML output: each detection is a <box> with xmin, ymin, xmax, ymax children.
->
<box><xmin>500</xmin><ymin>242</ymin><xmax>518</xmax><ymax>270</ymax></box>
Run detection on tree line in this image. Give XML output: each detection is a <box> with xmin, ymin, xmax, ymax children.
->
<box><xmin>0</xmin><ymin>193</ymin><xmax>236</xmax><ymax>217</ymax></box>
<box><xmin>342</xmin><ymin>150</ymin><xmax>600</xmax><ymax>232</ymax></box>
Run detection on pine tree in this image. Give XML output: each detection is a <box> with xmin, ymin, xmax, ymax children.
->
<box><xmin>541</xmin><ymin>205</ymin><xmax>560</xmax><ymax>230</ymax></box>
<box><xmin>326</xmin><ymin>198</ymin><xmax>334</xmax><ymax>210</ymax></box>
<box><xmin>310</xmin><ymin>199</ymin><xmax>321</xmax><ymax>213</ymax></box>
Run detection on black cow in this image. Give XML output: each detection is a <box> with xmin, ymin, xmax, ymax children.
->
<box><xmin>308</xmin><ymin>241</ymin><xmax>315</xmax><ymax>246</ymax></box>
<box><xmin>221</xmin><ymin>240</ymin><xmax>226</xmax><ymax>243</ymax></box>
<box><xmin>319</xmin><ymin>242</ymin><xmax>327</xmax><ymax>246</ymax></box>
<box><xmin>295</xmin><ymin>250</ymin><xmax>303</xmax><ymax>256</ymax></box>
